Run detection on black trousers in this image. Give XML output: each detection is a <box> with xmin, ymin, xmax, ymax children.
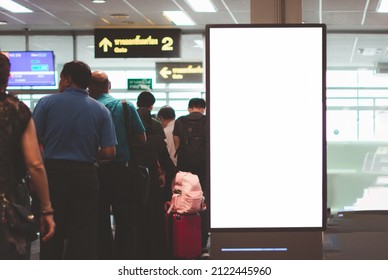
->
<box><xmin>40</xmin><ymin>160</ymin><xmax>99</xmax><ymax>260</ymax></box>
<box><xmin>96</xmin><ymin>163</ymin><xmax>138</xmax><ymax>259</ymax></box>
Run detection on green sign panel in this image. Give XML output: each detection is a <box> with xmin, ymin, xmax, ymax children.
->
<box><xmin>95</xmin><ymin>28</ymin><xmax>181</xmax><ymax>58</ymax></box>
<box><xmin>127</xmin><ymin>78</ymin><xmax>152</xmax><ymax>90</ymax></box>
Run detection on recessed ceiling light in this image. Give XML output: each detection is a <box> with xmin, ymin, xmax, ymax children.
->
<box><xmin>377</xmin><ymin>0</ymin><xmax>388</xmax><ymax>12</ymax></box>
<box><xmin>0</xmin><ymin>21</ymin><xmax>8</xmax><ymax>25</ymax></box>
<box><xmin>92</xmin><ymin>0</ymin><xmax>106</xmax><ymax>3</ymax></box>
<box><xmin>185</xmin><ymin>0</ymin><xmax>217</xmax><ymax>12</ymax></box>
<box><xmin>0</xmin><ymin>0</ymin><xmax>33</xmax><ymax>13</ymax></box>
<box><xmin>163</xmin><ymin>11</ymin><xmax>196</xmax><ymax>26</ymax></box>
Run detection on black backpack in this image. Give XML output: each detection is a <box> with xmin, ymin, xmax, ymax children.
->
<box><xmin>177</xmin><ymin>115</ymin><xmax>206</xmax><ymax>170</ymax></box>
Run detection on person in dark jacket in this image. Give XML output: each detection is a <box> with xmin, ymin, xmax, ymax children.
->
<box><xmin>173</xmin><ymin>98</ymin><xmax>209</xmax><ymax>257</ymax></box>
<box><xmin>135</xmin><ymin>91</ymin><xmax>177</xmax><ymax>259</ymax></box>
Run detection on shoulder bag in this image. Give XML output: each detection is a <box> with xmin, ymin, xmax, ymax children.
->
<box><xmin>1</xmin><ymin>180</ymin><xmax>39</xmax><ymax>243</ymax></box>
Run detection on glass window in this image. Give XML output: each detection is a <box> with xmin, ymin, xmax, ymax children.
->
<box><xmin>357</xmin><ymin>99</ymin><xmax>374</xmax><ymax>106</ymax></box>
<box><xmin>326</xmin><ymin>89</ymin><xmax>357</xmax><ymax>98</ymax></box>
<box><xmin>75</xmin><ymin>35</ymin><xmax>95</xmax><ymax>67</ymax></box>
<box><xmin>375</xmin><ymin>99</ymin><xmax>388</xmax><ymax>106</ymax></box>
<box><xmin>374</xmin><ymin>111</ymin><xmax>388</xmax><ymax>140</ymax></box>
<box><xmin>29</xmin><ymin>35</ymin><xmax>73</xmax><ymax>66</ymax></box>
<box><xmin>0</xmin><ymin>36</ymin><xmax>25</xmax><ymax>51</ymax></box>
<box><xmin>326</xmin><ymin>99</ymin><xmax>358</xmax><ymax>107</ymax></box>
<box><xmin>169</xmin><ymin>92</ymin><xmax>204</xmax><ymax>99</ymax></box>
<box><xmin>326</xmin><ymin>67</ymin><xmax>388</xmax><ymax>214</ymax></box>
<box><xmin>106</xmin><ymin>71</ymin><xmax>127</xmax><ymax>89</ymax></box>
<box><xmin>327</xmin><ymin>70</ymin><xmax>358</xmax><ymax>87</ymax></box>
<box><xmin>358</xmin><ymin>111</ymin><xmax>375</xmax><ymax>140</ymax></box>
<box><xmin>359</xmin><ymin>89</ymin><xmax>388</xmax><ymax>98</ymax></box>
<box><xmin>358</xmin><ymin>70</ymin><xmax>388</xmax><ymax>87</ymax></box>
<box><xmin>327</xmin><ymin>110</ymin><xmax>358</xmax><ymax>141</ymax></box>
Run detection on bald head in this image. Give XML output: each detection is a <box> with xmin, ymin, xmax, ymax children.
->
<box><xmin>88</xmin><ymin>70</ymin><xmax>110</xmax><ymax>98</ymax></box>
<box><xmin>92</xmin><ymin>71</ymin><xmax>108</xmax><ymax>83</ymax></box>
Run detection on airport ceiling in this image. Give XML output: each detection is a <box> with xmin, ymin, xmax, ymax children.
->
<box><xmin>1</xmin><ymin>0</ymin><xmax>388</xmax><ymax>69</ymax></box>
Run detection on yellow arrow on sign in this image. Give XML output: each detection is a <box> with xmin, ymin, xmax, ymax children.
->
<box><xmin>99</xmin><ymin>37</ymin><xmax>113</xmax><ymax>52</ymax></box>
<box><xmin>159</xmin><ymin>67</ymin><xmax>172</xmax><ymax>79</ymax></box>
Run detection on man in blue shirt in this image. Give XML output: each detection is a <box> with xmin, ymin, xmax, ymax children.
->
<box><xmin>88</xmin><ymin>70</ymin><xmax>146</xmax><ymax>259</ymax></box>
<box><xmin>33</xmin><ymin>61</ymin><xmax>117</xmax><ymax>259</ymax></box>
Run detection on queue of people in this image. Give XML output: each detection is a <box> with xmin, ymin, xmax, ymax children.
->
<box><xmin>0</xmin><ymin>56</ymin><xmax>207</xmax><ymax>260</ymax></box>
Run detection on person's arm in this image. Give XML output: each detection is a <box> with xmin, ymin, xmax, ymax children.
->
<box><xmin>134</xmin><ymin>132</ymin><xmax>146</xmax><ymax>146</ymax></box>
<box><xmin>98</xmin><ymin>146</ymin><xmax>116</xmax><ymax>160</ymax></box>
<box><xmin>98</xmin><ymin>107</ymin><xmax>117</xmax><ymax>161</ymax></box>
<box><xmin>21</xmin><ymin>118</ymin><xmax>55</xmax><ymax>242</ymax></box>
<box><xmin>173</xmin><ymin>135</ymin><xmax>180</xmax><ymax>151</ymax></box>
<box><xmin>172</xmin><ymin>117</ymin><xmax>181</xmax><ymax>152</ymax></box>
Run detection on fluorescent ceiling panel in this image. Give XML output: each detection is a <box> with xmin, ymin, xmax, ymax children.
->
<box><xmin>185</xmin><ymin>0</ymin><xmax>217</xmax><ymax>12</ymax></box>
<box><xmin>0</xmin><ymin>0</ymin><xmax>33</xmax><ymax>13</ymax></box>
<box><xmin>377</xmin><ymin>0</ymin><xmax>388</xmax><ymax>12</ymax></box>
<box><xmin>163</xmin><ymin>11</ymin><xmax>196</xmax><ymax>26</ymax></box>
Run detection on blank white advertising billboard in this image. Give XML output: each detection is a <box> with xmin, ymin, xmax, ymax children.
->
<box><xmin>206</xmin><ymin>24</ymin><xmax>326</xmax><ymax>230</ymax></box>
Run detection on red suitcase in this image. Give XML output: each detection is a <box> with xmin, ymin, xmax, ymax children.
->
<box><xmin>165</xmin><ymin>212</ymin><xmax>202</xmax><ymax>259</ymax></box>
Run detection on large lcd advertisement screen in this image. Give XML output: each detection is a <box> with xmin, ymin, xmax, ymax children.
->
<box><xmin>206</xmin><ymin>24</ymin><xmax>326</xmax><ymax>230</ymax></box>
<box><xmin>1</xmin><ymin>51</ymin><xmax>56</xmax><ymax>87</ymax></box>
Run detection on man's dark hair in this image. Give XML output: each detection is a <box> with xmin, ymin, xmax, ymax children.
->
<box><xmin>157</xmin><ymin>105</ymin><xmax>176</xmax><ymax>120</ymax></box>
<box><xmin>188</xmin><ymin>98</ymin><xmax>206</xmax><ymax>109</ymax></box>
<box><xmin>60</xmin><ymin>60</ymin><xmax>91</xmax><ymax>89</ymax></box>
<box><xmin>0</xmin><ymin>53</ymin><xmax>11</xmax><ymax>90</ymax></box>
<box><xmin>137</xmin><ymin>91</ymin><xmax>155</xmax><ymax>108</ymax></box>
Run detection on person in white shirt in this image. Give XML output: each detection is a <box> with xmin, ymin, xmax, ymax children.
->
<box><xmin>157</xmin><ymin>105</ymin><xmax>177</xmax><ymax>166</ymax></box>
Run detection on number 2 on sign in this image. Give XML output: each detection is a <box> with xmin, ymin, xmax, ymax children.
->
<box><xmin>161</xmin><ymin>37</ymin><xmax>174</xmax><ymax>51</ymax></box>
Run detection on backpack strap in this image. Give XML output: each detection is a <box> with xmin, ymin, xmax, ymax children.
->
<box><xmin>121</xmin><ymin>100</ymin><xmax>139</xmax><ymax>165</ymax></box>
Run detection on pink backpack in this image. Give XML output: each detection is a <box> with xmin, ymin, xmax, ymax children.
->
<box><xmin>166</xmin><ymin>171</ymin><xmax>206</xmax><ymax>214</ymax></box>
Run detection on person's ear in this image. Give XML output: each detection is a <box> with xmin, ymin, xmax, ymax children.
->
<box><xmin>63</xmin><ymin>75</ymin><xmax>72</xmax><ymax>87</ymax></box>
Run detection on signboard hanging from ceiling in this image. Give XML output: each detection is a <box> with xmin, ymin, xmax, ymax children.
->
<box><xmin>156</xmin><ymin>62</ymin><xmax>203</xmax><ymax>83</ymax></box>
<box><xmin>94</xmin><ymin>28</ymin><xmax>181</xmax><ymax>58</ymax></box>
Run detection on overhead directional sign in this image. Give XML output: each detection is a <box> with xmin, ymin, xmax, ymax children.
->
<box><xmin>156</xmin><ymin>62</ymin><xmax>203</xmax><ymax>83</ymax></box>
<box><xmin>95</xmin><ymin>29</ymin><xmax>181</xmax><ymax>58</ymax></box>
